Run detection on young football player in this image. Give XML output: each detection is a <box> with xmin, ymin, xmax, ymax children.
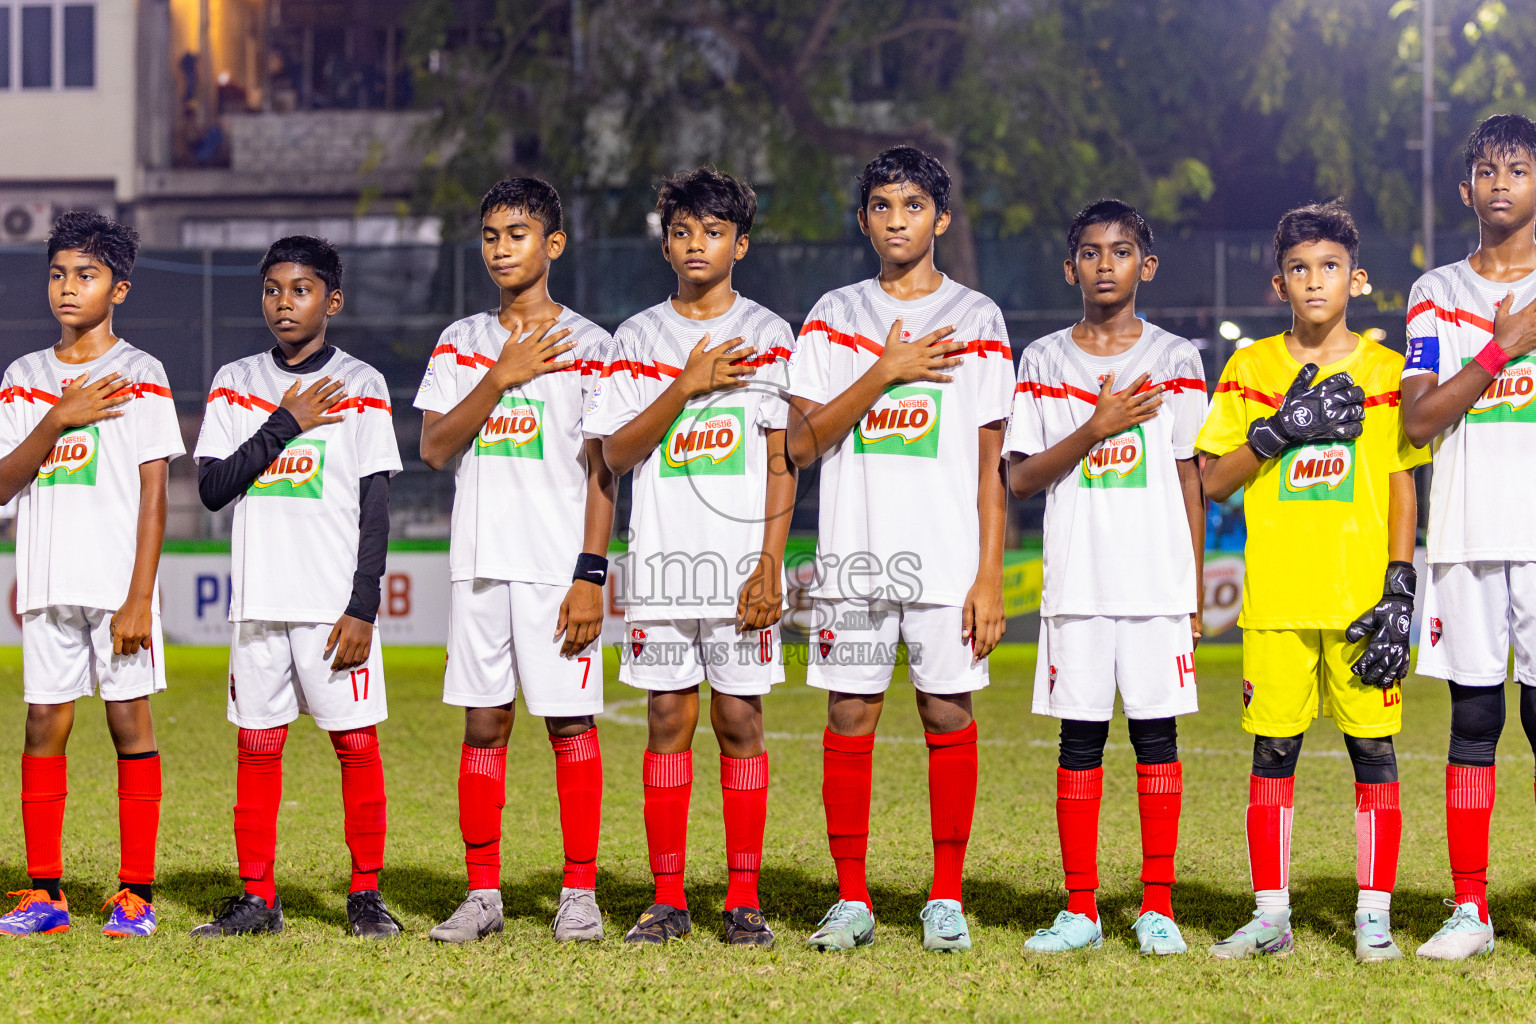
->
<box><xmin>1399</xmin><ymin>113</ymin><xmax>1536</xmax><ymax>961</ymax></box>
<box><xmin>1006</xmin><ymin>200</ymin><xmax>1206</xmax><ymax>956</ymax></box>
<box><xmin>190</xmin><ymin>236</ymin><xmax>404</xmax><ymax>939</ymax></box>
<box><xmin>0</xmin><ymin>212</ymin><xmax>182</xmax><ymax>938</ymax></box>
<box><xmin>786</xmin><ymin>146</ymin><xmax>1012</xmax><ymax>953</ymax></box>
<box><xmin>1198</xmin><ymin>201</ymin><xmax>1429</xmax><ymax>962</ymax></box>
<box><xmin>586</xmin><ymin>168</ymin><xmax>795</xmax><ymax>947</ymax></box>
<box><xmin>416</xmin><ymin>178</ymin><xmax>615</xmax><ymax>943</ymax></box>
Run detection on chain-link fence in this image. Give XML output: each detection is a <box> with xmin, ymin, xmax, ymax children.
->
<box><xmin>0</xmin><ymin>228</ymin><xmax>1465</xmax><ymax>539</ymax></box>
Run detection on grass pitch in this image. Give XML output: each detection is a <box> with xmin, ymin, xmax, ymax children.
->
<box><xmin>1</xmin><ymin>643</ymin><xmax>1534</xmax><ymax>1023</ymax></box>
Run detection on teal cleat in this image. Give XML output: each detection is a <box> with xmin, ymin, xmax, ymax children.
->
<box><xmin>1133</xmin><ymin>911</ymin><xmax>1187</xmax><ymax>955</ymax></box>
<box><xmin>806</xmin><ymin>900</ymin><xmax>874</xmax><ymax>951</ymax></box>
<box><xmin>1416</xmin><ymin>900</ymin><xmax>1495</xmax><ymax>961</ymax></box>
<box><xmin>1024</xmin><ymin>910</ymin><xmax>1103</xmax><ymax>952</ymax></box>
<box><xmin>1354</xmin><ymin>910</ymin><xmax>1402</xmax><ymax>962</ymax></box>
<box><xmin>919</xmin><ymin>899</ymin><xmax>971</xmax><ymax>952</ymax></box>
<box><xmin>1209</xmin><ymin>909</ymin><xmax>1293</xmax><ymax>959</ymax></box>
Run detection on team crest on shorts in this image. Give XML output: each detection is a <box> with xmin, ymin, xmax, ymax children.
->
<box><xmin>630</xmin><ymin>627</ymin><xmax>647</xmax><ymax>659</ymax></box>
<box><xmin>1243</xmin><ymin>679</ymin><xmax>1254</xmax><ymax>708</ymax></box>
<box><xmin>818</xmin><ymin>628</ymin><xmax>835</xmax><ymax>660</ymax></box>
<box><xmin>1430</xmin><ymin>617</ymin><xmax>1442</xmax><ymax>646</ymax></box>
<box><xmin>1049</xmin><ymin>664</ymin><xmax>1058</xmax><ymax>692</ymax></box>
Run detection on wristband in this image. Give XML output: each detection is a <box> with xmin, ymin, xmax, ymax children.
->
<box><xmin>573</xmin><ymin>552</ymin><xmax>609</xmax><ymax>587</ymax></box>
<box><xmin>1474</xmin><ymin>340</ymin><xmax>1510</xmax><ymax>377</ymax></box>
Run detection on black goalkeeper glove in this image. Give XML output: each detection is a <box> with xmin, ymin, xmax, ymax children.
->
<box><xmin>1246</xmin><ymin>363</ymin><xmax>1366</xmax><ymax>460</ymax></box>
<box><xmin>1346</xmin><ymin>561</ymin><xmax>1417</xmax><ymax>688</ymax></box>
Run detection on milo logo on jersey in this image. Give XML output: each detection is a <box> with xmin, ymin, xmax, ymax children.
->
<box><xmin>249</xmin><ymin>439</ymin><xmax>325</xmax><ymax>499</ymax></box>
<box><xmin>1279</xmin><ymin>439</ymin><xmax>1355</xmax><ymax>502</ymax></box>
<box><xmin>1464</xmin><ymin>356</ymin><xmax>1536</xmax><ymax>422</ymax></box>
<box><xmin>1080</xmin><ymin>426</ymin><xmax>1147</xmax><ymax>488</ymax></box>
<box><xmin>475</xmin><ymin>395</ymin><xmax>544</xmax><ymax>458</ymax></box>
<box><xmin>855</xmin><ymin>385</ymin><xmax>941</xmax><ymax>458</ymax></box>
<box><xmin>38</xmin><ymin>426</ymin><xmax>99</xmax><ymax>486</ymax></box>
<box><xmin>661</xmin><ymin>406</ymin><xmax>746</xmax><ymax>477</ymax></box>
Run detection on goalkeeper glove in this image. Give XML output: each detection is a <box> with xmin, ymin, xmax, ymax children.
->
<box><xmin>1246</xmin><ymin>363</ymin><xmax>1366</xmax><ymax>461</ymax></box>
<box><xmin>1346</xmin><ymin>561</ymin><xmax>1417</xmax><ymax>688</ymax></box>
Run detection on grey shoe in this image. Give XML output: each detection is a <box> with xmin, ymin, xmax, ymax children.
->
<box><xmin>552</xmin><ymin>887</ymin><xmax>604</xmax><ymax>942</ymax></box>
<box><xmin>429</xmin><ymin>889</ymin><xmax>504</xmax><ymax>944</ymax></box>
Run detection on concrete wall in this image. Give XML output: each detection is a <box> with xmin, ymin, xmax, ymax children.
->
<box><xmin>0</xmin><ymin>0</ymin><xmax>140</xmax><ymax>201</ymax></box>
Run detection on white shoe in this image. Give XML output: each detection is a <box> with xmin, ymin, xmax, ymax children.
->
<box><xmin>429</xmin><ymin>889</ymin><xmax>504</xmax><ymax>944</ymax></box>
<box><xmin>1354</xmin><ymin>911</ymin><xmax>1401</xmax><ymax>962</ymax></box>
<box><xmin>1415</xmin><ymin>900</ymin><xmax>1494</xmax><ymax>961</ymax></box>
<box><xmin>552</xmin><ymin>887</ymin><xmax>604</xmax><ymax>942</ymax></box>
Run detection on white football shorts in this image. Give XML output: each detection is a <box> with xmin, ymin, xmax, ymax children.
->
<box><xmin>1033</xmin><ymin>614</ymin><xmax>1198</xmax><ymax>721</ymax></box>
<box><xmin>619</xmin><ymin>617</ymin><xmax>782</xmax><ymax>697</ymax></box>
<box><xmin>443</xmin><ymin>579</ymin><xmax>604</xmax><ymax>717</ymax></box>
<box><xmin>1416</xmin><ymin>561</ymin><xmax>1536</xmax><ymax>687</ymax></box>
<box><xmin>228</xmin><ymin>619</ymin><xmax>387</xmax><ymax>731</ymax></box>
<box><xmin>22</xmin><ymin>604</ymin><xmax>167</xmax><ymax>704</ymax></box>
<box><xmin>805</xmin><ymin>598</ymin><xmax>989</xmax><ymax>695</ymax></box>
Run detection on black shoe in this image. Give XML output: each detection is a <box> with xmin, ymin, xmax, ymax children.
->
<box><xmin>722</xmin><ymin>906</ymin><xmax>775</xmax><ymax>947</ymax></box>
<box><xmin>347</xmin><ymin>890</ymin><xmax>402</xmax><ymax>939</ymax></box>
<box><xmin>623</xmin><ymin>903</ymin><xmax>691</xmax><ymax>945</ymax></box>
<box><xmin>189</xmin><ymin>893</ymin><xmax>285</xmax><ymax>938</ymax></box>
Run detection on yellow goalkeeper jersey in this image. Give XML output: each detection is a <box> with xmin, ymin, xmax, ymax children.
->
<box><xmin>1197</xmin><ymin>333</ymin><xmax>1429</xmax><ymax>629</ymax></box>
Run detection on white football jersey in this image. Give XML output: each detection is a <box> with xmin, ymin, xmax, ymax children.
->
<box><xmin>194</xmin><ymin>348</ymin><xmax>402</xmax><ymax>622</ymax></box>
<box><xmin>789</xmin><ymin>276</ymin><xmax>1014</xmax><ymax>608</ymax></box>
<box><xmin>413</xmin><ymin>308</ymin><xmax>610</xmax><ymax>585</ymax></box>
<box><xmin>0</xmin><ymin>341</ymin><xmax>184</xmax><ymax>613</ymax></box>
<box><xmin>585</xmin><ymin>295</ymin><xmax>795</xmax><ymax>618</ymax></box>
<box><xmin>1005</xmin><ymin>323</ymin><xmax>1206</xmax><ymax>617</ymax></box>
<box><xmin>1403</xmin><ymin>261</ymin><xmax>1536</xmax><ymax>563</ymax></box>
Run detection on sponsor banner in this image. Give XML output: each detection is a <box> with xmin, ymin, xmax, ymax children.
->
<box><xmin>1463</xmin><ymin>356</ymin><xmax>1536</xmax><ymax>422</ymax></box>
<box><xmin>855</xmin><ymin>385</ymin><xmax>941</xmax><ymax>457</ymax></box>
<box><xmin>661</xmin><ymin>406</ymin><xmax>746</xmax><ymax>476</ymax></box>
<box><xmin>1279</xmin><ymin>440</ymin><xmax>1355</xmax><ymax>501</ymax></box>
<box><xmin>1081</xmin><ymin>426</ymin><xmax>1147</xmax><ymax>488</ymax></box>
<box><xmin>249</xmin><ymin>439</ymin><xmax>325</xmax><ymax>499</ymax></box>
<box><xmin>38</xmin><ymin>426</ymin><xmax>99</xmax><ymax>487</ymax></box>
<box><xmin>476</xmin><ymin>395</ymin><xmax>545</xmax><ymax>458</ymax></box>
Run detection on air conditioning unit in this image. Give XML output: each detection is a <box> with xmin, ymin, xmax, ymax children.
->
<box><xmin>0</xmin><ymin>202</ymin><xmax>54</xmax><ymax>243</ymax></box>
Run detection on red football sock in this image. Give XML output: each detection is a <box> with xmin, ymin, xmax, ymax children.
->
<box><xmin>927</xmin><ymin>722</ymin><xmax>978</xmax><ymax>905</ymax></box>
<box><xmin>822</xmin><ymin>729</ymin><xmax>875</xmax><ymax>908</ymax></box>
<box><xmin>117</xmin><ymin>753</ymin><xmax>161</xmax><ymax>889</ymax></box>
<box><xmin>331</xmin><ymin>727</ymin><xmax>387</xmax><ymax>894</ymax></box>
<box><xmin>1446</xmin><ymin>764</ymin><xmax>1495</xmax><ymax>921</ymax></box>
<box><xmin>1057</xmin><ymin>766</ymin><xmax>1103</xmax><ymax>922</ymax></box>
<box><xmin>721</xmin><ymin>752</ymin><xmax>769</xmax><ymax>910</ymax></box>
<box><xmin>643</xmin><ymin>750</ymin><xmax>692</xmax><ymax>909</ymax></box>
<box><xmin>1136</xmin><ymin>761</ymin><xmax>1182</xmax><ymax>919</ymax></box>
<box><xmin>21</xmin><ymin>754</ymin><xmax>67</xmax><ymax>881</ymax></box>
<box><xmin>458</xmin><ymin>743</ymin><xmax>507</xmax><ymax>891</ymax></box>
<box><xmin>1247</xmin><ymin>774</ymin><xmax>1294</xmax><ymax>893</ymax></box>
<box><xmin>550</xmin><ymin>729</ymin><xmax>602</xmax><ymax>890</ymax></box>
<box><xmin>234</xmin><ymin>727</ymin><xmax>287</xmax><ymax>904</ymax></box>
<box><xmin>1355</xmin><ymin>781</ymin><xmax>1401</xmax><ymax>894</ymax></box>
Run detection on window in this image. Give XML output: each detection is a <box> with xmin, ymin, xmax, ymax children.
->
<box><xmin>20</xmin><ymin>6</ymin><xmax>49</xmax><ymax>88</ymax></box>
<box><xmin>5</xmin><ymin>3</ymin><xmax>94</xmax><ymax>90</ymax></box>
<box><xmin>61</xmin><ymin>4</ymin><xmax>89</xmax><ymax>87</ymax></box>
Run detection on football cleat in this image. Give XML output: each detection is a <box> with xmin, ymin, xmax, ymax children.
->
<box><xmin>101</xmin><ymin>889</ymin><xmax>157</xmax><ymax>937</ymax></box>
<box><xmin>1024</xmin><ymin>910</ymin><xmax>1103</xmax><ymax>952</ymax></box>
<box><xmin>0</xmin><ymin>889</ymin><xmax>70</xmax><ymax>936</ymax></box>
<box><xmin>552</xmin><ymin>887</ymin><xmax>604</xmax><ymax>942</ymax></box>
<box><xmin>429</xmin><ymin>889</ymin><xmax>504</xmax><ymax>944</ymax></box>
<box><xmin>1209</xmin><ymin>908</ymin><xmax>1293</xmax><ymax>959</ymax></box>
<box><xmin>920</xmin><ymin>898</ymin><xmax>972</xmax><ymax>952</ymax></box>
<box><xmin>805</xmin><ymin>900</ymin><xmax>875</xmax><ymax>951</ymax></box>
<box><xmin>1354</xmin><ymin>910</ymin><xmax>1401</xmax><ymax>962</ymax></box>
<box><xmin>347</xmin><ymin>890</ymin><xmax>402</xmax><ymax>939</ymax></box>
<box><xmin>1416</xmin><ymin>900</ymin><xmax>1495</xmax><ymax>961</ymax></box>
<box><xmin>722</xmin><ymin>906</ymin><xmax>775</xmax><ymax>947</ymax></box>
<box><xmin>623</xmin><ymin>903</ymin><xmax>691</xmax><ymax>945</ymax></box>
<box><xmin>190</xmin><ymin>893</ymin><xmax>285</xmax><ymax>937</ymax></box>
<box><xmin>1134</xmin><ymin>911</ymin><xmax>1188</xmax><ymax>955</ymax></box>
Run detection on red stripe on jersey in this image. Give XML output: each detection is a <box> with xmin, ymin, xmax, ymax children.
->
<box><xmin>1363</xmin><ymin>391</ymin><xmax>1400</xmax><ymax>408</ymax></box>
<box><xmin>129</xmin><ymin>382</ymin><xmax>173</xmax><ymax>399</ymax></box>
<box><xmin>1406</xmin><ymin>299</ymin><xmax>1435</xmax><ymax>322</ymax></box>
<box><xmin>957</xmin><ymin>338</ymin><xmax>1012</xmax><ymax>358</ymax></box>
<box><xmin>1154</xmin><ymin>377</ymin><xmax>1206</xmax><ymax>394</ymax></box>
<box><xmin>1213</xmin><ymin>380</ymin><xmax>1281</xmax><ymax>408</ymax></box>
<box><xmin>0</xmin><ymin>386</ymin><xmax>59</xmax><ymax>406</ymax></box>
<box><xmin>332</xmin><ymin>396</ymin><xmax>393</xmax><ymax>414</ymax></box>
<box><xmin>1429</xmin><ymin>303</ymin><xmax>1495</xmax><ymax>334</ymax></box>
<box><xmin>206</xmin><ymin>387</ymin><xmax>279</xmax><ymax>413</ymax></box>
<box><xmin>802</xmin><ymin>319</ymin><xmax>883</xmax><ymax>356</ymax></box>
<box><xmin>431</xmin><ymin>343</ymin><xmax>496</xmax><ymax>370</ymax></box>
<box><xmin>743</xmin><ymin>346</ymin><xmax>794</xmax><ymax>368</ymax></box>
